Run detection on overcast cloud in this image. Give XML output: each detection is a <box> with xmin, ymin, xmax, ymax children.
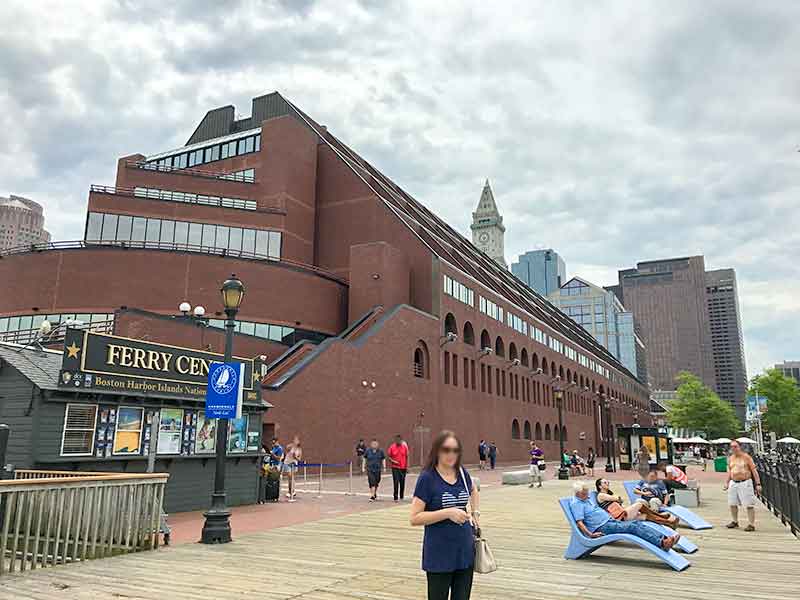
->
<box><xmin>2</xmin><ymin>0</ymin><xmax>798</xmax><ymax>378</ymax></box>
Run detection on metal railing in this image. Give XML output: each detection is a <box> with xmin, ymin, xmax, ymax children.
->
<box><xmin>125</xmin><ymin>160</ymin><xmax>256</xmax><ymax>183</ymax></box>
<box><xmin>755</xmin><ymin>455</ymin><xmax>800</xmax><ymax>538</ymax></box>
<box><xmin>0</xmin><ymin>320</ymin><xmax>113</xmax><ymax>346</ymax></box>
<box><xmin>90</xmin><ymin>184</ymin><xmax>271</xmax><ymax>213</ymax></box>
<box><xmin>0</xmin><ymin>240</ymin><xmax>349</xmax><ymax>285</ymax></box>
<box><xmin>0</xmin><ymin>471</ymin><xmax>169</xmax><ymax>575</ymax></box>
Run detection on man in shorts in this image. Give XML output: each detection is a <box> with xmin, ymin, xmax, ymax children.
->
<box><xmin>724</xmin><ymin>440</ymin><xmax>762</xmax><ymax>531</ymax></box>
<box><xmin>529</xmin><ymin>442</ymin><xmax>544</xmax><ymax>488</ymax></box>
<box><xmin>364</xmin><ymin>438</ymin><xmax>385</xmax><ymax>501</ymax></box>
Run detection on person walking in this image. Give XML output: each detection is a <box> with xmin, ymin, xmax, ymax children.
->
<box><xmin>388</xmin><ymin>434</ymin><xmax>410</xmax><ymax>501</ymax></box>
<box><xmin>356</xmin><ymin>439</ymin><xmax>367</xmax><ymax>474</ymax></box>
<box><xmin>529</xmin><ymin>441</ymin><xmax>544</xmax><ymax>488</ymax></box>
<box><xmin>410</xmin><ymin>430</ymin><xmax>479</xmax><ymax>600</ymax></box>
<box><xmin>364</xmin><ymin>438</ymin><xmax>386</xmax><ymax>501</ymax></box>
<box><xmin>284</xmin><ymin>435</ymin><xmax>302</xmax><ymax>503</ymax></box>
<box><xmin>488</xmin><ymin>441</ymin><xmax>497</xmax><ymax>470</ymax></box>
<box><xmin>635</xmin><ymin>445</ymin><xmax>651</xmax><ymax>479</ymax></box>
<box><xmin>724</xmin><ymin>440</ymin><xmax>762</xmax><ymax>531</ymax></box>
<box><xmin>478</xmin><ymin>440</ymin><xmax>487</xmax><ymax>470</ymax></box>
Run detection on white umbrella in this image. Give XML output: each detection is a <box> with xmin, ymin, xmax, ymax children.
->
<box><xmin>777</xmin><ymin>436</ymin><xmax>800</xmax><ymax>444</ymax></box>
<box><xmin>709</xmin><ymin>437</ymin><xmax>732</xmax><ymax>444</ymax></box>
<box><xmin>736</xmin><ymin>436</ymin><xmax>758</xmax><ymax>444</ymax></box>
<box><xmin>671</xmin><ymin>437</ymin><xmax>688</xmax><ymax>443</ymax></box>
<box><xmin>685</xmin><ymin>436</ymin><xmax>709</xmax><ymax>444</ymax></box>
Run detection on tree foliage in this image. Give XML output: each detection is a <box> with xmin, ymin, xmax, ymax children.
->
<box><xmin>666</xmin><ymin>371</ymin><xmax>740</xmax><ymax>438</ymax></box>
<box><xmin>749</xmin><ymin>369</ymin><xmax>800</xmax><ymax>437</ymax></box>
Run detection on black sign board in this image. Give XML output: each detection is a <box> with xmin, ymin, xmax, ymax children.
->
<box><xmin>59</xmin><ymin>328</ymin><xmax>259</xmax><ymax>403</ymax></box>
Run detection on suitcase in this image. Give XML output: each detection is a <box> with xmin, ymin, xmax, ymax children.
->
<box><xmin>264</xmin><ymin>478</ymin><xmax>280</xmax><ymax>502</ymax></box>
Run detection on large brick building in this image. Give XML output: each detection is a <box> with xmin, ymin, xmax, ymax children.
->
<box><xmin>0</xmin><ymin>92</ymin><xmax>650</xmax><ymax>466</ymax></box>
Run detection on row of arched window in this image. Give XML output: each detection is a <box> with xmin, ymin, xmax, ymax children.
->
<box><xmin>511</xmin><ymin>418</ymin><xmax>567</xmax><ymax>442</ymax></box>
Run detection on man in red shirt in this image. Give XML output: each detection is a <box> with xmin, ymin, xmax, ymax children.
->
<box><xmin>387</xmin><ymin>434</ymin><xmax>409</xmax><ymax>502</ymax></box>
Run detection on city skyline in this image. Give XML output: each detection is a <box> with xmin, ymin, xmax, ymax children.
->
<box><xmin>1</xmin><ymin>1</ymin><xmax>798</xmax><ymax>377</ymax></box>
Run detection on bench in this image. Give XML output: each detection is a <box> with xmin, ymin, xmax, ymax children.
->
<box><xmin>623</xmin><ymin>481</ymin><xmax>712</xmax><ymax>530</ymax></box>
<box><xmin>501</xmin><ymin>470</ymin><xmax>530</xmax><ymax>485</ymax></box>
<box><xmin>558</xmin><ymin>498</ymin><xmax>690</xmax><ymax>571</ymax></box>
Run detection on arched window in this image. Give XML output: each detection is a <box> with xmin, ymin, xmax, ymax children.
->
<box><xmin>524</xmin><ymin>420</ymin><xmax>532</xmax><ymax>440</ymax></box>
<box><xmin>520</xmin><ymin>348</ymin><xmax>529</xmax><ymax>367</ymax></box>
<box><xmin>511</xmin><ymin>419</ymin><xmax>520</xmax><ymax>440</ymax></box>
<box><xmin>558</xmin><ymin>365</ymin><xmax>565</xmax><ymax>380</ymax></box>
<box><xmin>541</xmin><ymin>358</ymin><xmax>548</xmax><ymax>375</ymax></box>
<box><xmin>554</xmin><ymin>425</ymin><xmax>560</xmax><ymax>443</ymax></box>
<box><xmin>535</xmin><ymin>422</ymin><xmax>542</xmax><ymax>440</ymax></box>
<box><xmin>545</xmin><ymin>424</ymin><xmax>551</xmax><ymax>440</ymax></box>
<box><xmin>566</xmin><ymin>368</ymin><xmax>571</xmax><ymax>383</ymax></box>
<box><xmin>463</xmin><ymin>321</ymin><xmax>475</xmax><ymax>345</ymax></box>
<box><xmin>413</xmin><ymin>340</ymin><xmax>430</xmax><ymax>379</ymax></box>
<box><xmin>592</xmin><ymin>380</ymin><xmax>596</xmax><ymax>393</ymax></box>
<box><xmin>532</xmin><ymin>353</ymin><xmax>539</xmax><ymax>370</ymax></box>
<box><xmin>495</xmin><ymin>336</ymin><xmax>505</xmax><ymax>358</ymax></box>
<box><xmin>480</xmin><ymin>329</ymin><xmax>491</xmax><ymax>350</ymax></box>
<box><xmin>561</xmin><ymin>426</ymin><xmax>568</xmax><ymax>442</ymax></box>
<box><xmin>509</xmin><ymin>342</ymin><xmax>518</xmax><ymax>361</ymax></box>
<box><xmin>444</xmin><ymin>313</ymin><xmax>457</xmax><ymax>336</ymax></box>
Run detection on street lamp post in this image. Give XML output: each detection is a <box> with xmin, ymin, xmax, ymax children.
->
<box><xmin>555</xmin><ymin>389</ymin><xmax>569</xmax><ymax>480</ymax></box>
<box><xmin>604</xmin><ymin>396</ymin><xmax>614</xmax><ymax>473</ymax></box>
<box><xmin>201</xmin><ymin>274</ymin><xmax>245</xmax><ymax>545</ymax></box>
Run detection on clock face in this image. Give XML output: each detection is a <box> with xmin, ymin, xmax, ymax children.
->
<box><xmin>479</xmin><ymin>232</ymin><xmax>489</xmax><ymax>243</ymax></box>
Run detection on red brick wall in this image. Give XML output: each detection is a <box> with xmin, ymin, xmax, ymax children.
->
<box><xmin>348</xmin><ymin>242</ymin><xmax>410</xmax><ymax>324</ymax></box>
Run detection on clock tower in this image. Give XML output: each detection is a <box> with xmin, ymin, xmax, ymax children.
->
<box><xmin>470</xmin><ymin>179</ymin><xmax>507</xmax><ymax>268</ymax></box>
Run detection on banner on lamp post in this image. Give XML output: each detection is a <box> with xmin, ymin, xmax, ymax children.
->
<box><xmin>205</xmin><ymin>362</ymin><xmax>244</xmax><ymax>419</ymax></box>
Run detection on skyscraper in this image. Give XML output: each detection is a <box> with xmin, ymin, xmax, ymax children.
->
<box><xmin>0</xmin><ymin>195</ymin><xmax>51</xmax><ymax>250</ymax></box>
<box><xmin>775</xmin><ymin>361</ymin><xmax>800</xmax><ymax>385</ymax></box>
<box><xmin>511</xmin><ymin>249</ymin><xmax>566</xmax><ymax>296</ymax></box>
<box><xmin>470</xmin><ymin>180</ymin><xmax>506</xmax><ymax>268</ymax></box>
<box><xmin>706</xmin><ymin>269</ymin><xmax>748</xmax><ymax>420</ymax></box>
<box><xmin>616</xmin><ymin>256</ymin><xmax>715</xmax><ymax>393</ymax></box>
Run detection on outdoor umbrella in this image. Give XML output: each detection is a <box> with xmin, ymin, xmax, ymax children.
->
<box><xmin>777</xmin><ymin>436</ymin><xmax>800</xmax><ymax>444</ymax></box>
<box><xmin>685</xmin><ymin>436</ymin><xmax>709</xmax><ymax>444</ymax></box>
<box><xmin>736</xmin><ymin>437</ymin><xmax>758</xmax><ymax>444</ymax></box>
<box><xmin>709</xmin><ymin>437</ymin><xmax>731</xmax><ymax>444</ymax></box>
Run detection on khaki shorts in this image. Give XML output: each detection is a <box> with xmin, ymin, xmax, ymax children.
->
<box><xmin>728</xmin><ymin>478</ymin><xmax>756</xmax><ymax>507</ymax></box>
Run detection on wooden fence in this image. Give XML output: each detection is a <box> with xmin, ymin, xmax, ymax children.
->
<box><xmin>0</xmin><ymin>471</ymin><xmax>169</xmax><ymax>575</ymax></box>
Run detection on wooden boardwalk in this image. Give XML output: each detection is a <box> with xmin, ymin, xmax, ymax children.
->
<box><xmin>1</xmin><ymin>479</ymin><xmax>797</xmax><ymax>599</ymax></box>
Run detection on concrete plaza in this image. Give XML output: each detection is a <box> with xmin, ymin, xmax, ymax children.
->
<box><xmin>1</xmin><ymin>467</ymin><xmax>797</xmax><ymax>599</ymax></box>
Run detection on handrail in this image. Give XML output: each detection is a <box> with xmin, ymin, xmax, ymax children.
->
<box><xmin>125</xmin><ymin>160</ymin><xmax>256</xmax><ymax>183</ymax></box>
<box><xmin>0</xmin><ymin>240</ymin><xmax>349</xmax><ymax>286</ymax></box>
<box><xmin>0</xmin><ymin>319</ymin><xmax>113</xmax><ymax>346</ymax></box>
<box><xmin>90</xmin><ymin>184</ymin><xmax>282</xmax><ymax>214</ymax></box>
<box><xmin>755</xmin><ymin>456</ymin><xmax>800</xmax><ymax>538</ymax></box>
<box><xmin>2</xmin><ymin>473</ymin><xmax>170</xmax><ymax>486</ymax></box>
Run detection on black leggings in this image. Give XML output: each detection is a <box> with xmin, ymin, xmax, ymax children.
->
<box><xmin>392</xmin><ymin>468</ymin><xmax>407</xmax><ymax>500</ymax></box>
<box><xmin>426</xmin><ymin>568</ymin><xmax>473</xmax><ymax>600</ymax></box>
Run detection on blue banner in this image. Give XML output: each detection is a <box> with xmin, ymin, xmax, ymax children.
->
<box><xmin>205</xmin><ymin>362</ymin><xmax>243</xmax><ymax>419</ymax></box>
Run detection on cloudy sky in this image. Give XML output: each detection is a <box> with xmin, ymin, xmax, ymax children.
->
<box><xmin>2</xmin><ymin>0</ymin><xmax>798</xmax><ymax>376</ymax></box>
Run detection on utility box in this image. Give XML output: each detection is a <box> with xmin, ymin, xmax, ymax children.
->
<box><xmin>714</xmin><ymin>455</ymin><xmax>728</xmax><ymax>473</ymax></box>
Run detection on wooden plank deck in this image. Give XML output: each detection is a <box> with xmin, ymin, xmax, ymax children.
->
<box><xmin>0</xmin><ymin>479</ymin><xmax>797</xmax><ymax>599</ymax></box>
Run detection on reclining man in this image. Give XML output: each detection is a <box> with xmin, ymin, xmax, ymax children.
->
<box><xmin>634</xmin><ymin>469</ymin><xmax>670</xmax><ymax>510</ymax></box>
<box><xmin>570</xmin><ymin>481</ymin><xmax>681</xmax><ymax>550</ymax></box>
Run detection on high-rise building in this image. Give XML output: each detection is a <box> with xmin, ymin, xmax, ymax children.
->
<box><xmin>775</xmin><ymin>361</ymin><xmax>800</xmax><ymax>385</ymax></box>
<box><xmin>0</xmin><ymin>195</ymin><xmax>51</xmax><ymax>250</ymax></box>
<box><xmin>616</xmin><ymin>256</ymin><xmax>715</xmax><ymax>393</ymax></box>
<box><xmin>705</xmin><ymin>269</ymin><xmax>748</xmax><ymax>421</ymax></box>
<box><xmin>511</xmin><ymin>249</ymin><xmax>565</xmax><ymax>296</ymax></box>
<box><xmin>470</xmin><ymin>180</ymin><xmax>506</xmax><ymax>268</ymax></box>
<box><xmin>548</xmin><ymin>276</ymin><xmax>648</xmax><ymax>383</ymax></box>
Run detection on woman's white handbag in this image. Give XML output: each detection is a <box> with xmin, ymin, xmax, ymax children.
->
<box><xmin>460</xmin><ymin>467</ymin><xmax>497</xmax><ymax>574</ymax></box>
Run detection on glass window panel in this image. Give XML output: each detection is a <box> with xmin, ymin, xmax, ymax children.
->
<box><xmin>0</xmin><ymin>319</ymin><xmax>7</xmax><ymax>333</ymax></box>
<box><xmin>173</xmin><ymin>221</ymin><xmax>189</xmax><ymax>245</ymax></box>
<box><xmin>116</xmin><ymin>215</ymin><xmax>132</xmax><ymax>241</ymax></box>
<box><xmin>75</xmin><ymin>313</ymin><xmax>91</xmax><ymax>325</ymax></box>
<box><xmin>188</xmin><ymin>151</ymin><xmax>196</xmax><ymax>167</ymax></box>
<box><xmin>245</xmin><ymin>137</ymin><xmax>254</xmax><ymax>153</ymax></box>
<box><xmin>268</xmin><ymin>325</ymin><xmax>283</xmax><ymax>342</ymax></box>
<box><xmin>201</xmin><ymin>223</ymin><xmax>216</xmax><ymax>248</ymax></box>
<box><xmin>100</xmin><ymin>214</ymin><xmax>118</xmax><ymax>241</ymax></box>
<box><xmin>204</xmin><ymin>147</ymin><xmax>213</xmax><ymax>163</ymax></box>
<box><xmin>86</xmin><ymin>212</ymin><xmax>103</xmax><ymax>240</ymax></box>
<box><xmin>242</xmin><ymin>229</ymin><xmax>256</xmax><ymax>254</ymax></box>
<box><xmin>18</xmin><ymin>315</ymin><xmax>33</xmax><ymax>331</ymax></box>
<box><xmin>31</xmin><ymin>314</ymin><xmax>45</xmax><ymax>329</ymax></box>
<box><xmin>255</xmin><ymin>134</ymin><xmax>261</xmax><ymax>152</ymax></box>
<box><xmin>221</xmin><ymin>143</ymin><xmax>229</xmax><ymax>159</ymax></box>
<box><xmin>7</xmin><ymin>316</ymin><xmax>20</xmax><ymax>332</ymax></box>
<box><xmin>240</xmin><ymin>321</ymin><xmax>255</xmax><ymax>336</ymax></box>
<box><xmin>255</xmin><ymin>323</ymin><xmax>268</xmax><ymax>338</ymax></box>
<box><xmin>145</xmin><ymin>218</ymin><xmax>161</xmax><ymax>242</ymax></box>
<box><xmin>238</xmin><ymin>139</ymin><xmax>246</xmax><ymax>154</ymax></box>
<box><xmin>188</xmin><ymin>223</ymin><xmax>202</xmax><ymax>247</ymax></box>
<box><xmin>130</xmin><ymin>217</ymin><xmax>146</xmax><ymax>242</ymax></box>
<box><xmin>228</xmin><ymin>141</ymin><xmax>237</xmax><ymax>156</ymax></box>
<box><xmin>228</xmin><ymin>228</ymin><xmax>243</xmax><ymax>252</ymax></box>
<box><xmin>255</xmin><ymin>230</ymin><xmax>268</xmax><ymax>256</ymax></box>
<box><xmin>211</xmin><ymin>145</ymin><xmax>220</xmax><ymax>161</ymax></box>
<box><xmin>215</xmin><ymin>226</ymin><xmax>229</xmax><ymax>250</ymax></box>
<box><xmin>160</xmin><ymin>220</ymin><xmax>174</xmax><ymax>244</ymax></box>
<box><xmin>268</xmin><ymin>231</ymin><xmax>281</xmax><ymax>259</ymax></box>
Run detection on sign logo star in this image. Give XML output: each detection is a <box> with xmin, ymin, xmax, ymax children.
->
<box><xmin>66</xmin><ymin>342</ymin><xmax>81</xmax><ymax>359</ymax></box>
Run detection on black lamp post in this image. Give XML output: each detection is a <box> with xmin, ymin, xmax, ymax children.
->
<box><xmin>555</xmin><ymin>389</ymin><xmax>569</xmax><ymax>480</ymax></box>
<box><xmin>201</xmin><ymin>274</ymin><xmax>245</xmax><ymax>544</ymax></box>
<box><xmin>603</xmin><ymin>395</ymin><xmax>615</xmax><ymax>473</ymax></box>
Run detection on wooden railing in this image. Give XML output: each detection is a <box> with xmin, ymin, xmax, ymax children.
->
<box><xmin>0</xmin><ymin>471</ymin><xmax>169</xmax><ymax>575</ymax></box>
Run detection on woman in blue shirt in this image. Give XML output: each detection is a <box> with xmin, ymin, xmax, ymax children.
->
<box><xmin>410</xmin><ymin>430</ymin><xmax>479</xmax><ymax>600</ymax></box>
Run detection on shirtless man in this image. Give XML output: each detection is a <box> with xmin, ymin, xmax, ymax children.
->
<box><xmin>724</xmin><ymin>440</ymin><xmax>762</xmax><ymax>531</ymax></box>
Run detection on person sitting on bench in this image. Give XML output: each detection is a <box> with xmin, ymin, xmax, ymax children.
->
<box><xmin>658</xmin><ymin>462</ymin><xmax>689</xmax><ymax>493</ymax></box>
<box><xmin>569</xmin><ymin>481</ymin><xmax>680</xmax><ymax>550</ymax></box>
<box><xmin>596</xmin><ymin>479</ymin><xmax>678</xmax><ymax>526</ymax></box>
<box><xmin>634</xmin><ymin>470</ymin><xmax>670</xmax><ymax>510</ymax></box>
<box><xmin>570</xmin><ymin>451</ymin><xmax>586</xmax><ymax>476</ymax></box>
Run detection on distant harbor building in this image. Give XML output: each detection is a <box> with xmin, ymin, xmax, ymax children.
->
<box><xmin>470</xmin><ymin>180</ymin><xmax>507</xmax><ymax>268</ymax></box>
<box><xmin>0</xmin><ymin>194</ymin><xmax>51</xmax><ymax>250</ymax></box>
<box><xmin>775</xmin><ymin>361</ymin><xmax>800</xmax><ymax>385</ymax></box>
<box><xmin>511</xmin><ymin>249</ymin><xmax>565</xmax><ymax>296</ymax></box>
<box><xmin>549</xmin><ymin>276</ymin><xmax>647</xmax><ymax>383</ymax></box>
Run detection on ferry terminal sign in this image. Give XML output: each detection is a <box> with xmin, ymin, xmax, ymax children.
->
<box><xmin>59</xmin><ymin>328</ymin><xmax>257</xmax><ymax>401</ymax></box>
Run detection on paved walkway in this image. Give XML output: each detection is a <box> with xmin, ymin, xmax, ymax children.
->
<box><xmin>1</xmin><ymin>469</ymin><xmax>797</xmax><ymax>599</ymax></box>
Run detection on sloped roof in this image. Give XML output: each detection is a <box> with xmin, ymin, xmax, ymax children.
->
<box><xmin>0</xmin><ymin>342</ymin><xmax>62</xmax><ymax>390</ymax></box>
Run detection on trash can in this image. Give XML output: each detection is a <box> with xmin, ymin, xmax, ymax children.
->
<box><xmin>714</xmin><ymin>456</ymin><xmax>727</xmax><ymax>473</ymax></box>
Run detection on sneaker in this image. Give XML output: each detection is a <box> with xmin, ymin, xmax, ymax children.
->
<box><xmin>725</xmin><ymin>521</ymin><xmax>739</xmax><ymax>529</ymax></box>
<box><xmin>369</xmin><ymin>496</ymin><xmax>376</xmax><ymax>502</ymax></box>
<box><xmin>744</xmin><ymin>524</ymin><xmax>755</xmax><ymax>532</ymax></box>
<box><xmin>288</xmin><ymin>498</ymin><xmax>296</xmax><ymax>503</ymax></box>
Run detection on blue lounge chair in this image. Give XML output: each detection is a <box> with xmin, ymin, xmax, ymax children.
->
<box><xmin>559</xmin><ymin>498</ymin><xmax>690</xmax><ymax>571</ymax></box>
<box><xmin>588</xmin><ymin>492</ymin><xmax>698</xmax><ymax>554</ymax></box>
<box><xmin>623</xmin><ymin>480</ymin><xmax>713</xmax><ymax>530</ymax></box>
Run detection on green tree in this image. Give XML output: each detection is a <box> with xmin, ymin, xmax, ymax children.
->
<box><xmin>749</xmin><ymin>369</ymin><xmax>800</xmax><ymax>437</ymax></box>
<box><xmin>666</xmin><ymin>371</ymin><xmax>740</xmax><ymax>438</ymax></box>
